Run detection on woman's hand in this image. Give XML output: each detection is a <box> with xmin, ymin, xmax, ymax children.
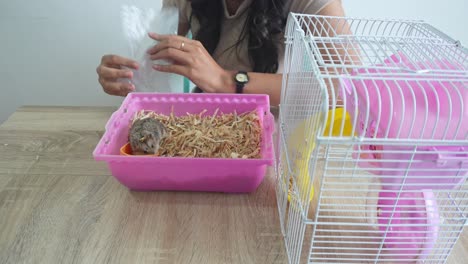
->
<box><xmin>96</xmin><ymin>55</ymin><xmax>139</xmax><ymax>96</ymax></box>
<box><xmin>147</xmin><ymin>33</ymin><xmax>235</xmax><ymax>93</ymax></box>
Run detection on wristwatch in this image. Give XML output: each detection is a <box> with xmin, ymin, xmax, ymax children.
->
<box><xmin>234</xmin><ymin>71</ymin><xmax>249</xmax><ymax>94</ymax></box>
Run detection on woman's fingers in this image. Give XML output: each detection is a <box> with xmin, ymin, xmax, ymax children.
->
<box><xmin>101</xmin><ymin>54</ymin><xmax>139</xmax><ymax>69</ymax></box>
<box><xmin>147</xmin><ymin>40</ymin><xmax>192</xmax><ymax>55</ymax></box>
<box><xmin>97</xmin><ymin>54</ymin><xmax>138</xmax><ymax>97</ymax></box>
<box><xmin>97</xmin><ymin>66</ymin><xmax>133</xmax><ymax>80</ymax></box>
<box><xmin>99</xmin><ymin>78</ymin><xmax>135</xmax><ymax>96</ymax></box>
<box><xmin>149</xmin><ymin>48</ymin><xmax>191</xmax><ymax>65</ymax></box>
<box><xmin>147</xmin><ymin>33</ymin><xmax>197</xmax><ymax>55</ymax></box>
<box><xmin>147</xmin><ymin>32</ymin><xmax>226</xmax><ymax>93</ymax></box>
<box><xmin>148</xmin><ymin>32</ymin><xmax>195</xmax><ymax>44</ymax></box>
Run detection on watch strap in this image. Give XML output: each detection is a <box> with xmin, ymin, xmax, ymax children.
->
<box><xmin>235</xmin><ymin>71</ymin><xmax>247</xmax><ymax>94</ymax></box>
<box><xmin>235</xmin><ymin>83</ymin><xmax>244</xmax><ymax>94</ymax></box>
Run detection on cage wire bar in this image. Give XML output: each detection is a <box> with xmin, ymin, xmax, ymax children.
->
<box><xmin>275</xmin><ymin>13</ymin><xmax>468</xmax><ymax>264</ymax></box>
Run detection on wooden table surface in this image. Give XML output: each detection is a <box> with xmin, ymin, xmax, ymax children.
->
<box><xmin>0</xmin><ymin>106</ymin><xmax>466</xmax><ymax>264</ymax></box>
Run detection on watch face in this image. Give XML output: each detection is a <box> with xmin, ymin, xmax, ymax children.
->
<box><xmin>235</xmin><ymin>73</ymin><xmax>248</xmax><ymax>83</ymax></box>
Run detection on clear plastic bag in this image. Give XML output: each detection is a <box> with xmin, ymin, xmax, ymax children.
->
<box><xmin>120</xmin><ymin>0</ymin><xmax>182</xmax><ymax>93</ymax></box>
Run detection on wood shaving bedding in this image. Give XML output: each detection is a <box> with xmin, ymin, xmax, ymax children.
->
<box><xmin>131</xmin><ymin>108</ymin><xmax>262</xmax><ymax>159</ymax></box>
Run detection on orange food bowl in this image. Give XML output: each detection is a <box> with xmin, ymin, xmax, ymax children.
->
<box><xmin>119</xmin><ymin>143</ymin><xmax>158</xmax><ymax>156</ymax></box>
<box><xmin>120</xmin><ymin>143</ymin><xmax>133</xmax><ymax>156</ymax></box>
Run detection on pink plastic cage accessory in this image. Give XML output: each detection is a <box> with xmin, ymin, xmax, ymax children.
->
<box><xmin>93</xmin><ymin>93</ymin><xmax>275</xmax><ymax>193</ymax></box>
<box><xmin>352</xmin><ymin>145</ymin><xmax>468</xmax><ymax>190</ymax></box>
<box><xmin>377</xmin><ymin>145</ymin><xmax>468</xmax><ymax>190</ymax></box>
<box><xmin>377</xmin><ymin>190</ymin><xmax>439</xmax><ymax>261</ymax></box>
<box><xmin>340</xmin><ymin>53</ymin><xmax>467</xmax><ymax>141</ymax></box>
<box><xmin>339</xmin><ymin>52</ymin><xmax>468</xmax><ymax>189</ymax></box>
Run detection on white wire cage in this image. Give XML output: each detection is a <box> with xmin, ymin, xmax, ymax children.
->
<box><xmin>275</xmin><ymin>13</ymin><xmax>468</xmax><ymax>264</ymax></box>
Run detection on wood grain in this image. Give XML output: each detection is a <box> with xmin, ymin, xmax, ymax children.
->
<box><xmin>0</xmin><ymin>106</ymin><xmax>117</xmax><ymax>132</ymax></box>
<box><xmin>0</xmin><ymin>106</ymin><xmax>466</xmax><ymax>264</ymax></box>
<box><xmin>0</xmin><ymin>106</ymin><xmax>285</xmax><ymax>264</ymax></box>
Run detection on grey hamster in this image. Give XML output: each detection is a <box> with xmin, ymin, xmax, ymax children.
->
<box><xmin>129</xmin><ymin>117</ymin><xmax>168</xmax><ymax>155</ymax></box>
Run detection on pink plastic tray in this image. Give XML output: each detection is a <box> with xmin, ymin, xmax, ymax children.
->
<box><xmin>93</xmin><ymin>93</ymin><xmax>275</xmax><ymax>193</ymax></box>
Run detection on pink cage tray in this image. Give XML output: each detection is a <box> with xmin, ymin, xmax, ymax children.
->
<box><xmin>93</xmin><ymin>93</ymin><xmax>275</xmax><ymax>193</ymax></box>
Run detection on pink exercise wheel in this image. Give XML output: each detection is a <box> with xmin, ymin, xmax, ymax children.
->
<box><xmin>377</xmin><ymin>190</ymin><xmax>439</xmax><ymax>261</ymax></box>
<box><xmin>340</xmin><ymin>52</ymin><xmax>468</xmax><ymax>190</ymax></box>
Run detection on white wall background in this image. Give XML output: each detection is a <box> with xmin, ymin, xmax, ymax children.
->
<box><xmin>1</xmin><ymin>0</ymin><xmax>467</xmax><ymax>124</ymax></box>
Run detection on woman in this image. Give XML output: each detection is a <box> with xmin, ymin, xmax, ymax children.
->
<box><xmin>96</xmin><ymin>0</ymin><xmax>348</xmax><ymax>106</ymax></box>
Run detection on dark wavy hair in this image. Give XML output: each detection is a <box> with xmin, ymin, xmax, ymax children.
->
<box><xmin>189</xmin><ymin>0</ymin><xmax>288</xmax><ymax>74</ymax></box>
